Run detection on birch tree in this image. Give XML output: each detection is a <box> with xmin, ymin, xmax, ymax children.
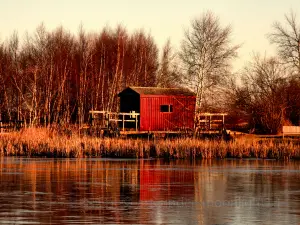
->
<box><xmin>0</xmin><ymin>24</ymin><xmax>159</xmax><ymax>126</ymax></box>
<box><xmin>180</xmin><ymin>11</ymin><xmax>239</xmax><ymax>111</ymax></box>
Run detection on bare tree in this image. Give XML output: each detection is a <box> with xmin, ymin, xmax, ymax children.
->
<box><xmin>156</xmin><ymin>39</ymin><xmax>180</xmax><ymax>88</ymax></box>
<box><xmin>76</xmin><ymin>25</ymin><xmax>93</xmax><ymax>126</ymax></box>
<box><xmin>180</xmin><ymin>11</ymin><xmax>239</xmax><ymax>111</ymax></box>
<box><xmin>268</xmin><ymin>10</ymin><xmax>300</xmax><ymax>76</ymax></box>
<box><xmin>0</xmin><ymin>24</ymin><xmax>159</xmax><ymax>126</ymax></box>
<box><xmin>234</xmin><ymin>55</ymin><xmax>289</xmax><ymax>134</ymax></box>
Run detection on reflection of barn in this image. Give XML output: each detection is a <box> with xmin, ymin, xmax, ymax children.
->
<box><xmin>89</xmin><ymin>87</ymin><xmax>196</xmax><ymax>135</ymax></box>
<box><xmin>139</xmin><ymin>161</ymin><xmax>196</xmax><ymax>201</ymax></box>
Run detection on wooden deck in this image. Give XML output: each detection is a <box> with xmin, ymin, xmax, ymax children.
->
<box><xmin>195</xmin><ymin>113</ymin><xmax>227</xmax><ymax>130</ymax></box>
<box><xmin>87</xmin><ymin>110</ymin><xmax>229</xmax><ymax>138</ymax></box>
<box><xmin>89</xmin><ymin>110</ymin><xmax>140</xmax><ymax>132</ymax></box>
<box><xmin>119</xmin><ymin>130</ymin><xmax>192</xmax><ymax>135</ymax></box>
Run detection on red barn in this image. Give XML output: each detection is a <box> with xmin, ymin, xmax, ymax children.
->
<box><xmin>118</xmin><ymin>87</ymin><xmax>196</xmax><ymax>131</ymax></box>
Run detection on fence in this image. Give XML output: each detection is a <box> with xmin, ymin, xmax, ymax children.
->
<box><xmin>282</xmin><ymin>126</ymin><xmax>300</xmax><ymax>138</ymax></box>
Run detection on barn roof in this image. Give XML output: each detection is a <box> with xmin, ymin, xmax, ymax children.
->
<box><xmin>119</xmin><ymin>86</ymin><xmax>195</xmax><ymax>96</ymax></box>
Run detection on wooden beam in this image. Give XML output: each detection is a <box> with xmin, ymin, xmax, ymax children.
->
<box><xmin>89</xmin><ymin>110</ymin><xmax>107</xmax><ymax>114</ymax></box>
<box><xmin>109</xmin><ymin>119</ymin><xmax>135</xmax><ymax>122</ymax></box>
<box><xmin>198</xmin><ymin>113</ymin><xmax>228</xmax><ymax>116</ymax></box>
<box><xmin>89</xmin><ymin>110</ymin><xmax>140</xmax><ymax>116</ymax></box>
<box><xmin>122</xmin><ymin>114</ymin><xmax>125</xmax><ymax>132</ymax></box>
<box><xmin>222</xmin><ymin>115</ymin><xmax>225</xmax><ymax>127</ymax></box>
<box><xmin>135</xmin><ymin>115</ymin><xmax>138</xmax><ymax>131</ymax></box>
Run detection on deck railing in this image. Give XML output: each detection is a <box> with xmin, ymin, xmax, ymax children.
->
<box><xmin>89</xmin><ymin>110</ymin><xmax>140</xmax><ymax>131</ymax></box>
<box><xmin>195</xmin><ymin>113</ymin><xmax>227</xmax><ymax>131</ymax></box>
<box><xmin>282</xmin><ymin>126</ymin><xmax>300</xmax><ymax>138</ymax></box>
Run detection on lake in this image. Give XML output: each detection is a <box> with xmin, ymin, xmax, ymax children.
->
<box><xmin>0</xmin><ymin>158</ymin><xmax>300</xmax><ymax>225</ymax></box>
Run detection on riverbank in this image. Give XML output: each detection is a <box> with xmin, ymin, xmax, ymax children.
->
<box><xmin>0</xmin><ymin>128</ymin><xmax>299</xmax><ymax>159</ymax></box>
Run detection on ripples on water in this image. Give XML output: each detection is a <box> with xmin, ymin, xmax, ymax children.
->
<box><xmin>0</xmin><ymin>158</ymin><xmax>300</xmax><ymax>224</ymax></box>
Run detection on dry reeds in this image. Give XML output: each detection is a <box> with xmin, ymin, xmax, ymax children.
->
<box><xmin>0</xmin><ymin>128</ymin><xmax>300</xmax><ymax>159</ymax></box>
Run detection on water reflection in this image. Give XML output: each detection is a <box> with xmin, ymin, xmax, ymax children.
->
<box><xmin>0</xmin><ymin>158</ymin><xmax>300</xmax><ymax>224</ymax></box>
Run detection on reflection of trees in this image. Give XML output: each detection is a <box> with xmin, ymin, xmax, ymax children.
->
<box><xmin>192</xmin><ymin>160</ymin><xmax>229</xmax><ymax>225</ymax></box>
<box><xmin>0</xmin><ymin>158</ymin><xmax>142</xmax><ymax>224</ymax></box>
<box><xmin>222</xmin><ymin>160</ymin><xmax>300</xmax><ymax>224</ymax></box>
<box><xmin>0</xmin><ymin>159</ymin><xmax>300</xmax><ymax>224</ymax></box>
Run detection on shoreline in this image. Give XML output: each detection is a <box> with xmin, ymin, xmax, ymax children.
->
<box><xmin>0</xmin><ymin>128</ymin><xmax>300</xmax><ymax>160</ymax></box>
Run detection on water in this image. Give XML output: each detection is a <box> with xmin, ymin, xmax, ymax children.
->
<box><xmin>0</xmin><ymin>158</ymin><xmax>300</xmax><ymax>225</ymax></box>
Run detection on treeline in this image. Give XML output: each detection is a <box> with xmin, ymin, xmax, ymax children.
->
<box><xmin>0</xmin><ymin>24</ymin><xmax>160</xmax><ymax>126</ymax></box>
<box><xmin>177</xmin><ymin>11</ymin><xmax>300</xmax><ymax>134</ymax></box>
<box><xmin>229</xmin><ymin>11</ymin><xmax>300</xmax><ymax>134</ymax></box>
<box><xmin>230</xmin><ymin>56</ymin><xmax>300</xmax><ymax>134</ymax></box>
<box><xmin>1</xmin><ymin>10</ymin><xmax>300</xmax><ymax>134</ymax></box>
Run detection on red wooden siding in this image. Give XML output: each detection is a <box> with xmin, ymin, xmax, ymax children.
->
<box><xmin>118</xmin><ymin>87</ymin><xmax>196</xmax><ymax>132</ymax></box>
<box><xmin>140</xmin><ymin>95</ymin><xmax>195</xmax><ymax>131</ymax></box>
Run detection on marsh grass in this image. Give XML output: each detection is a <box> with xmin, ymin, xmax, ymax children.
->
<box><xmin>0</xmin><ymin>128</ymin><xmax>299</xmax><ymax>159</ymax></box>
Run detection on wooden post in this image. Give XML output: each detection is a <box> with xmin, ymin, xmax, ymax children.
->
<box><xmin>135</xmin><ymin>115</ymin><xmax>138</xmax><ymax>131</ymax></box>
<box><xmin>209</xmin><ymin>115</ymin><xmax>212</xmax><ymax>130</ymax></box>
<box><xmin>91</xmin><ymin>112</ymin><xmax>94</xmax><ymax>126</ymax></box>
<box><xmin>222</xmin><ymin>114</ymin><xmax>225</xmax><ymax>128</ymax></box>
<box><xmin>122</xmin><ymin>114</ymin><xmax>125</xmax><ymax>132</ymax></box>
<box><xmin>0</xmin><ymin>112</ymin><xmax>2</xmax><ymax>133</ymax></box>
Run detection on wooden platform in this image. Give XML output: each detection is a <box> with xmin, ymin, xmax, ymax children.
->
<box><xmin>89</xmin><ymin>110</ymin><xmax>140</xmax><ymax>131</ymax></box>
<box><xmin>195</xmin><ymin>113</ymin><xmax>227</xmax><ymax>130</ymax></box>
<box><xmin>87</xmin><ymin>110</ymin><xmax>229</xmax><ymax>138</ymax></box>
<box><xmin>119</xmin><ymin>130</ymin><xmax>192</xmax><ymax>135</ymax></box>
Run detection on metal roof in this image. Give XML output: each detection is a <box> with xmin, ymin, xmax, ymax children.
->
<box><xmin>119</xmin><ymin>86</ymin><xmax>195</xmax><ymax>96</ymax></box>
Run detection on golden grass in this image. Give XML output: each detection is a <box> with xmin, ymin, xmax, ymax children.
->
<box><xmin>0</xmin><ymin>128</ymin><xmax>300</xmax><ymax>159</ymax></box>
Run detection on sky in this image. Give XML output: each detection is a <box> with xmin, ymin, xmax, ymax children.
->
<box><xmin>0</xmin><ymin>0</ymin><xmax>300</xmax><ymax>71</ymax></box>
